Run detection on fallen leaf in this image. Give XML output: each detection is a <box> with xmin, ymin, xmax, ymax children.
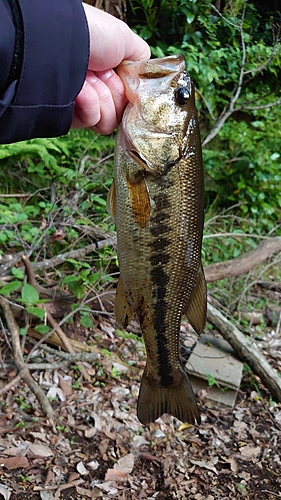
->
<box><xmin>239</xmin><ymin>445</ymin><xmax>261</xmax><ymax>459</ymax></box>
<box><xmin>2</xmin><ymin>444</ymin><xmax>28</xmax><ymax>456</ymax></box>
<box><xmin>30</xmin><ymin>432</ymin><xmax>48</xmax><ymax>442</ymax></box>
<box><xmin>0</xmin><ymin>483</ymin><xmax>12</xmax><ymax>500</ymax></box>
<box><xmin>87</xmin><ymin>460</ymin><xmax>100</xmax><ymax>470</ymax></box>
<box><xmin>68</xmin><ymin>472</ymin><xmax>80</xmax><ymax>482</ymax></box>
<box><xmin>190</xmin><ymin>457</ymin><xmax>218</xmax><ymax>474</ymax></box>
<box><xmin>104</xmin><ymin>468</ymin><xmax>127</xmax><ymax>482</ymax></box>
<box><xmin>221</xmin><ymin>456</ymin><xmax>239</xmax><ymax>473</ymax></box>
<box><xmin>28</xmin><ymin>443</ymin><xmax>54</xmax><ymax>458</ymax></box>
<box><xmin>76</xmin><ymin>461</ymin><xmax>89</xmax><ymax>476</ymax></box>
<box><xmin>58</xmin><ymin>375</ymin><xmax>73</xmax><ymax>397</ymax></box>
<box><xmin>140</xmin><ymin>452</ymin><xmax>162</xmax><ymax>463</ymax></box>
<box><xmin>0</xmin><ymin>456</ymin><xmax>29</xmax><ymax>470</ymax></box>
<box><xmin>178</xmin><ymin>422</ymin><xmax>194</xmax><ymax>431</ymax></box>
<box><xmin>46</xmin><ymin>387</ymin><xmax>65</xmax><ymax>402</ymax></box>
<box><xmin>85</xmin><ymin>427</ymin><xmax>97</xmax><ymax>439</ymax></box>
<box><xmin>40</xmin><ymin>492</ymin><xmax>55</xmax><ymax>500</ymax></box>
<box><xmin>76</xmin><ymin>486</ymin><xmax>102</xmax><ymax>498</ymax></box>
<box><xmin>114</xmin><ymin>453</ymin><xmax>134</xmax><ymax>474</ymax></box>
<box><xmin>44</xmin><ymin>467</ymin><xmax>54</xmax><ymax>487</ymax></box>
<box><xmin>112</xmin><ymin>362</ymin><xmax>128</xmax><ymax>373</ymax></box>
<box><xmin>95</xmin><ymin>482</ymin><xmax>118</xmax><ymax>495</ymax></box>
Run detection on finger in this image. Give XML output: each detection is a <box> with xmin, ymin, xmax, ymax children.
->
<box><xmin>95</xmin><ymin>69</ymin><xmax>127</xmax><ymax>123</ymax></box>
<box><xmin>72</xmin><ymin>79</ymin><xmax>101</xmax><ymax>129</ymax></box>
<box><xmin>86</xmin><ymin>72</ymin><xmax>119</xmax><ymax>134</ymax></box>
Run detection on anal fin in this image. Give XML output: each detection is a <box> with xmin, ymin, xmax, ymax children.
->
<box><xmin>184</xmin><ymin>263</ymin><xmax>207</xmax><ymax>335</ymax></box>
<box><xmin>114</xmin><ymin>277</ymin><xmax>135</xmax><ymax>329</ymax></box>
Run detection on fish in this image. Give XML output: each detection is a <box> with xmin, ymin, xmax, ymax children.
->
<box><xmin>107</xmin><ymin>54</ymin><xmax>207</xmax><ymax>426</ymax></box>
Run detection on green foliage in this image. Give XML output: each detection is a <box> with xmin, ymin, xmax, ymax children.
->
<box><xmin>129</xmin><ymin>0</ymin><xmax>281</xmax><ymax>227</ymax></box>
<box><xmin>0</xmin><ymin>131</ymin><xmax>114</xmax><ymax>191</ymax></box>
<box><xmin>0</xmin><ymin>129</ymin><xmax>115</xmax><ymax>253</ymax></box>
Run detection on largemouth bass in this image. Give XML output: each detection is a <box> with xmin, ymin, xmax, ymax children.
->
<box><xmin>108</xmin><ymin>54</ymin><xmax>207</xmax><ymax>425</ymax></box>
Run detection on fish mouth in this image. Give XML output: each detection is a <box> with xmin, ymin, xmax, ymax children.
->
<box><xmin>116</xmin><ymin>54</ymin><xmax>186</xmax><ymax>104</ymax></box>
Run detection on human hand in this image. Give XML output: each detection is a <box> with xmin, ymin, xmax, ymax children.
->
<box><xmin>72</xmin><ymin>5</ymin><xmax>150</xmax><ymax>134</ymax></box>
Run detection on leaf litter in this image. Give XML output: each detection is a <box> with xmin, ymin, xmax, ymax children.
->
<box><xmin>0</xmin><ymin>310</ymin><xmax>281</xmax><ymax>499</ymax></box>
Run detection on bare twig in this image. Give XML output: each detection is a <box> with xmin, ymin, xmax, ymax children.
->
<box><xmin>203</xmin><ymin>232</ymin><xmax>269</xmax><ymax>240</ymax></box>
<box><xmin>0</xmin><ymin>193</ymin><xmax>31</xmax><ymax>198</ymax></box>
<box><xmin>275</xmin><ymin>309</ymin><xmax>281</xmax><ymax>338</ymax></box>
<box><xmin>203</xmin><ymin>2</ymin><xmax>281</xmax><ymax>146</ymax></box>
<box><xmin>35</xmin><ymin>345</ymin><xmax>99</xmax><ymax>362</ymax></box>
<box><xmin>0</xmin><ymin>374</ymin><xmax>21</xmax><ymax>397</ymax></box>
<box><xmin>0</xmin><ymin>237</ymin><xmax>116</xmax><ymax>278</ymax></box>
<box><xmin>4</xmin><ymin>360</ymin><xmax>70</xmax><ymax>371</ymax></box>
<box><xmin>45</xmin><ymin>311</ymin><xmax>91</xmax><ymax>382</ymax></box>
<box><xmin>242</xmin><ymin>96</ymin><xmax>281</xmax><ymax>111</ymax></box>
<box><xmin>0</xmin><ymin>296</ymin><xmax>54</xmax><ymax>420</ymax></box>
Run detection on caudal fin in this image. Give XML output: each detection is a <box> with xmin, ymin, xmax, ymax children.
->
<box><xmin>137</xmin><ymin>367</ymin><xmax>200</xmax><ymax>426</ymax></box>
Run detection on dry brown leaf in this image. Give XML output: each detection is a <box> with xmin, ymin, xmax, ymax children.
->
<box><xmin>76</xmin><ymin>486</ymin><xmax>103</xmax><ymax>498</ymax></box>
<box><xmin>221</xmin><ymin>456</ymin><xmax>239</xmax><ymax>473</ymax></box>
<box><xmin>58</xmin><ymin>375</ymin><xmax>73</xmax><ymax>397</ymax></box>
<box><xmin>239</xmin><ymin>445</ymin><xmax>261</xmax><ymax>459</ymax></box>
<box><xmin>114</xmin><ymin>452</ymin><xmax>134</xmax><ymax>474</ymax></box>
<box><xmin>2</xmin><ymin>441</ymin><xmax>28</xmax><ymax>456</ymax></box>
<box><xmin>190</xmin><ymin>457</ymin><xmax>218</xmax><ymax>474</ymax></box>
<box><xmin>84</xmin><ymin>427</ymin><xmax>97</xmax><ymax>439</ymax></box>
<box><xmin>140</xmin><ymin>452</ymin><xmax>162</xmax><ymax>463</ymax></box>
<box><xmin>104</xmin><ymin>468</ymin><xmax>127</xmax><ymax>482</ymax></box>
<box><xmin>0</xmin><ymin>456</ymin><xmax>29</xmax><ymax>469</ymax></box>
<box><xmin>44</xmin><ymin>467</ymin><xmax>54</xmax><ymax>487</ymax></box>
<box><xmin>28</xmin><ymin>443</ymin><xmax>54</xmax><ymax>458</ymax></box>
<box><xmin>68</xmin><ymin>472</ymin><xmax>80</xmax><ymax>482</ymax></box>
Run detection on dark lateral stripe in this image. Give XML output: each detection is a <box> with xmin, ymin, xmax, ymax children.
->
<box><xmin>148</xmin><ymin>187</ymin><xmax>174</xmax><ymax>387</ymax></box>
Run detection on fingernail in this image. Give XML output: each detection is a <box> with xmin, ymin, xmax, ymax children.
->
<box><xmin>95</xmin><ymin>69</ymin><xmax>115</xmax><ymax>81</ymax></box>
<box><xmin>87</xmin><ymin>73</ymin><xmax>98</xmax><ymax>85</ymax></box>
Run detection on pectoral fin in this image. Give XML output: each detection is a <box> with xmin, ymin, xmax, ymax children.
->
<box><xmin>106</xmin><ymin>182</ymin><xmax>116</xmax><ymax>223</ymax></box>
<box><xmin>127</xmin><ymin>173</ymin><xmax>150</xmax><ymax>229</ymax></box>
<box><xmin>115</xmin><ymin>276</ymin><xmax>135</xmax><ymax>328</ymax></box>
<box><xmin>184</xmin><ymin>263</ymin><xmax>207</xmax><ymax>335</ymax></box>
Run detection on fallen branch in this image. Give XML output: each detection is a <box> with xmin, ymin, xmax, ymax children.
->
<box><xmin>31</xmin><ymin>346</ymin><xmax>100</xmax><ymax>362</ymax></box>
<box><xmin>2</xmin><ymin>349</ymin><xmax>99</xmax><ymax>370</ymax></box>
<box><xmin>0</xmin><ymin>296</ymin><xmax>54</xmax><ymax>421</ymax></box>
<box><xmin>27</xmin><ymin>328</ymin><xmax>103</xmax><ymax>354</ymax></box>
<box><xmin>204</xmin><ymin>237</ymin><xmax>281</xmax><ymax>282</ymax></box>
<box><xmin>207</xmin><ymin>302</ymin><xmax>281</xmax><ymax>402</ymax></box>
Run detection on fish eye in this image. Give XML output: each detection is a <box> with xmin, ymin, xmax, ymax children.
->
<box><xmin>174</xmin><ymin>87</ymin><xmax>190</xmax><ymax>106</ymax></box>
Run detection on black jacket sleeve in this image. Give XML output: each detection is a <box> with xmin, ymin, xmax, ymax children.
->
<box><xmin>0</xmin><ymin>0</ymin><xmax>89</xmax><ymax>144</ymax></box>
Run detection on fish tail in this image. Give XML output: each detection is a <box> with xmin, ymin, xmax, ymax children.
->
<box><xmin>137</xmin><ymin>367</ymin><xmax>200</xmax><ymax>426</ymax></box>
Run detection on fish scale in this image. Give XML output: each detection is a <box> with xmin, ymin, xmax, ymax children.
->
<box><xmin>108</xmin><ymin>54</ymin><xmax>207</xmax><ymax>425</ymax></box>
